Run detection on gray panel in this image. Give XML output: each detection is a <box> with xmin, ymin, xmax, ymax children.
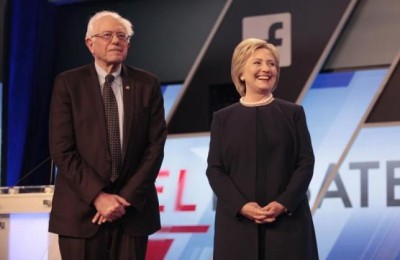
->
<box><xmin>324</xmin><ymin>0</ymin><xmax>400</xmax><ymax>70</ymax></box>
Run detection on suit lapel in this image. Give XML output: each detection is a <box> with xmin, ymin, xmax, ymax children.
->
<box><xmin>121</xmin><ymin>65</ymin><xmax>136</xmax><ymax>161</ymax></box>
<box><xmin>86</xmin><ymin>64</ymin><xmax>109</xmax><ymax>148</ymax></box>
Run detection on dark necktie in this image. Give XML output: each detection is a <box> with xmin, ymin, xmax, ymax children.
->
<box><xmin>103</xmin><ymin>74</ymin><xmax>122</xmax><ymax>182</ymax></box>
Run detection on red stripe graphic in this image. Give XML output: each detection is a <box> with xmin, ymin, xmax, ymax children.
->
<box><xmin>158</xmin><ymin>225</ymin><xmax>209</xmax><ymax>233</ymax></box>
<box><xmin>146</xmin><ymin>239</ymin><xmax>174</xmax><ymax>260</ymax></box>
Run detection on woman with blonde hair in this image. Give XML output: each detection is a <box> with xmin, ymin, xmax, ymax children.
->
<box><xmin>206</xmin><ymin>38</ymin><xmax>318</xmax><ymax>259</ymax></box>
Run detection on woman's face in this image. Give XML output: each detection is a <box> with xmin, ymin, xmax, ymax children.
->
<box><xmin>240</xmin><ymin>48</ymin><xmax>278</xmax><ymax>98</ymax></box>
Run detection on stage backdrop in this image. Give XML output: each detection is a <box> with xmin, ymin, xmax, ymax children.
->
<box><xmin>148</xmin><ymin>63</ymin><xmax>400</xmax><ymax>259</ymax></box>
<box><xmin>3</xmin><ymin>0</ymin><xmax>400</xmax><ymax>259</ymax></box>
<box><xmin>4</xmin><ymin>66</ymin><xmax>400</xmax><ymax>259</ymax></box>
<box><xmin>168</xmin><ymin>0</ymin><xmax>357</xmax><ymax>133</ymax></box>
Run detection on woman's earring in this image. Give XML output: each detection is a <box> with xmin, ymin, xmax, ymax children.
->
<box><xmin>240</xmin><ymin>77</ymin><xmax>245</xmax><ymax>81</ymax></box>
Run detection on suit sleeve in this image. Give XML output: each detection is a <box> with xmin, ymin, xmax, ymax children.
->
<box><xmin>49</xmin><ymin>75</ymin><xmax>106</xmax><ymax>205</ymax></box>
<box><xmin>119</xmin><ymin>78</ymin><xmax>167</xmax><ymax>211</ymax></box>
<box><xmin>276</xmin><ymin>105</ymin><xmax>315</xmax><ymax>212</ymax></box>
<box><xmin>206</xmin><ymin>113</ymin><xmax>249</xmax><ymax>218</ymax></box>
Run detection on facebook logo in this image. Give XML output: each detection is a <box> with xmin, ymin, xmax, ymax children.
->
<box><xmin>242</xmin><ymin>13</ymin><xmax>291</xmax><ymax>67</ymax></box>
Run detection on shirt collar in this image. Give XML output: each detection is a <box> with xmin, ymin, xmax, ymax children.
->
<box><xmin>94</xmin><ymin>62</ymin><xmax>122</xmax><ymax>83</ymax></box>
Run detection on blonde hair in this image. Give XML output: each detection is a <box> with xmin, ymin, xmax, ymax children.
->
<box><xmin>231</xmin><ymin>38</ymin><xmax>280</xmax><ymax>96</ymax></box>
<box><xmin>85</xmin><ymin>11</ymin><xmax>134</xmax><ymax>40</ymax></box>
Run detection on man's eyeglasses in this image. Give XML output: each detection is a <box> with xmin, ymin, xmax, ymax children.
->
<box><xmin>91</xmin><ymin>32</ymin><xmax>131</xmax><ymax>43</ymax></box>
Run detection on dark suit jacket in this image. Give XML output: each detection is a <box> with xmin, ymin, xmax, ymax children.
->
<box><xmin>206</xmin><ymin>99</ymin><xmax>318</xmax><ymax>259</ymax></box>
<box><xmin>48</xmin><ymin>63</ymin><xmax>167</xmax><ymax>238</ymax></box>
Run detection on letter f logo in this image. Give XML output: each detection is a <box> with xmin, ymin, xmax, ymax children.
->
<box><xmin>268</xmin><ymin>22</ymin><xmax>283</xmax><ymax>46</ymax></box>
<box><xmin>243</xmin><ymin>13</ymin><xmax>291</xmax><ymax>67</ymax></box>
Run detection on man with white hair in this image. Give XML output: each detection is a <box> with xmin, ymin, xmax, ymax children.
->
<box><xmin>49</xmin><ymin>10</ymin><xmax>167</xmax><ymax>259</ymax></box>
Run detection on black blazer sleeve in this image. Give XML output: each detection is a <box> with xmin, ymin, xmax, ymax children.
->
<box><xmin>276</xmin><ymin>105</ymin><xmax>315</xmax><ymax>212</ymax></box>
<box><xmin>49</xmin><ymin>72</ymin><xmax>107</xmax><ymax>205</ymax></box>
<box><xmin>206</xmin><ymin>111</ymin><xmax>249</xmax><ymax>217</ymax></box>
<box><xmin>119</xmin><ymin>75</ymin><xmax>167</xmax><ymax>211</ymax></box>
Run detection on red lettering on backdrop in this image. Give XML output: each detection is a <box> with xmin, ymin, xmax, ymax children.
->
<box><xmin>175</xmin><ymin>169</ymin><xmax>196</xmax><ymax>211</ymax></box>
<box><xmin>156</xmin><ymin>169</ymin><xmax>197</xmax><ymax>212</ymax></box>
<box><xmin>150</xmin><ymin>170</ymin><xmax>205</xmax><ymax>258</ymax></box>
<box><xmin>156</xmin><ymin>170</ymin><xmax>170</xmax><ymax>212</ymax></box>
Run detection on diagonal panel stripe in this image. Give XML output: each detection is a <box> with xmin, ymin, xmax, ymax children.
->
<box><xmin>166</xmin><ymin>0</ymin><xmax>233</xmax><ymax>125</ymax></box>
<box><xmin>311</xmin><ymin>50</ymin><xmax>400</xmax><ymax>213</ymax></box>
<box><xmin>366</xmin><ymin>50</ymin><xmax>400</xmax><ymax>123</ymax></box>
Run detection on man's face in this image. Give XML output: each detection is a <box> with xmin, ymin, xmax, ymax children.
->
<box><xmin>86</xmin><ymin>15</ymin><xmax>130</xmax><ymax>71</ymax></box>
